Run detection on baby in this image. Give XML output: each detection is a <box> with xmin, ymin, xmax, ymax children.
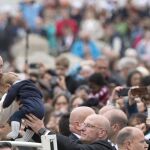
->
<box><xmin>1</xmin><ymin>72</ymin><xmax>45</xmax><ymax>141</ymax></box>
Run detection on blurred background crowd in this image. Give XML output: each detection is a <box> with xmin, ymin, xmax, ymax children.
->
<box><xmin>0</xmin><ymin>0</ymin><xmax>150</xmax><ymax>68</ymax></box>
<box><xmin>0</xmin><ymin>0</ymin><xmax>150</xmax><ymax>148</ymax></box>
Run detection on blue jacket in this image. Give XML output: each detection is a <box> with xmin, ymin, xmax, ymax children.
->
<box><xmin>71</xmin><ymin>40</ymin><xmax>101</xmax><ymax>60</ymax></box>
<box><xmin>3</xmin><ymin>80</ymin><xmax>42</xmax><ymax>107</ymax></box>
<box><xmin>3</xmin><ymin>80</ymin><xmax>44</xmax><ymax>122</ymax></box>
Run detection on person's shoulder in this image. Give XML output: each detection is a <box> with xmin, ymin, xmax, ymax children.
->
<box><xmin>69</xmin><ymin>133</ymin><xmax>79</xmax><ymax>142</ymax></box>
<box><xmin>92</xmin><ymin>140</ymin><xmax>114</xmax><ymax>150</ymax></box>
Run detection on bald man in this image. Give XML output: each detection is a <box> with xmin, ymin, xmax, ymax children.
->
<box><xmin>103</xmin><ymin>109</ymin><xmax>128</xmax><ymax>149</ymax></box>
<box><xmin>69</xmin><ymin>106</ymin><xmax>95</xmax><ymax>142</ymax></box>
<box><xmin>116</xmin><ymin>127</ymin><xmax>148</xmax><ymax>150</ymax></box>
<box><xmin>80</xmin><ymin>114</ymin><xmax>110</xmax><ymax>144</ymax></box>
<box><xmin>25</xmin><ymin>114</ymin><xmax>114</xmax><ymax>150</ymax></box>
<box><xmin>99</xmin><ymin>105</ymin><xmax>115</xmax><ymax>115</ymax></box>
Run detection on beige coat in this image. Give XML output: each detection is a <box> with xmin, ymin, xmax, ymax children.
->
<box><xmin>0</xmin><ymin>93</ymin><xmax>19</xmax><ymax>125</ymax></box>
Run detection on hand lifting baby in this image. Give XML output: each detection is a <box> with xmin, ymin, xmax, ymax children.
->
<box><xmin>1</xmin><ymin>72</ymin><xmax>45</xmax><ymax>141</ymax></box>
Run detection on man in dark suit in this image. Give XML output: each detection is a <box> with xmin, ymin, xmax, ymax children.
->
<box><xmin>25</xmin><ymin>114</ymin><xmax>115</xmax><ymax>150</ymax></box>
<box><xmin>69</xmin><ymin>106</ymin><xmax>95</xmax><ymax>142</ymax></box>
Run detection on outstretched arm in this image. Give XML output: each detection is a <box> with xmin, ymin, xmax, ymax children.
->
<box><xmin>25</xmin><ymin>114</ymin><xmax>80</xmax><ymax>150</ymax></box>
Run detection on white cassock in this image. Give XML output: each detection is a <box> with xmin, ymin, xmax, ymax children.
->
<box><xmin>0</xmin><ymin>93</ymin><xmax>19</xmax><ymax>125</ymax></box>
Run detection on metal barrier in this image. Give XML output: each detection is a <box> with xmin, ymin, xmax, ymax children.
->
<box><xmin>0</xmin><ymin>135</ymin><xmax>58</xmax><ymax>150</ymax></box>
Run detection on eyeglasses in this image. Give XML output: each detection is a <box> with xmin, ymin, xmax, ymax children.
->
<box><xmin>82</xmin><ymin>123</ymin><xmax>102</xmax><ymax>130</ymax></box>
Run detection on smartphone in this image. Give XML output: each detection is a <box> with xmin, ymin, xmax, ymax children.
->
<box><xmin>130</xmin><ymin>87</ymin><xmax>148</xmax><ymax>96</ymax></box>
<box><xmin>118</xmin><ymin>88</ymin><xmax>130</xmax><ymax>97</ymax></box>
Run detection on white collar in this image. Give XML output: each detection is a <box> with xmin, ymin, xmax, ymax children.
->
<box><xmin>13</xmin><ymin>80</ymin><xmax>22</xmax><ymax>85</ymax></box>
<box><xmin>73</xmin><ymin>133</ymin><xmax>81</xmax><ymax>139</ymax></box>
<box><xmin>108</xmin><ymin>139</ymin><xmax>118</xmax><ymax>150</ymax></box>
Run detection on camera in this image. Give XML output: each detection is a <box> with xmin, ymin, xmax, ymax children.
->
<box><xmin>130</xmin><ymin>87</ymin><xmax>149</xmax><ymax>96</ymax></box>
<box><xmin>117</xmin><ymin>88</ymin><xmax>130</xmax><ymax>97</ymax></box>
<box><xmin>117</xmin><ymin>86</ymin><xmax>149</xmax><ymax>97</ymax></box>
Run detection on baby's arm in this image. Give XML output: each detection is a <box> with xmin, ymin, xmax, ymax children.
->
<box><xmin>2</xmin><ymin>84</ymin><xmax>20</xmax><ymax>108</ymax></box>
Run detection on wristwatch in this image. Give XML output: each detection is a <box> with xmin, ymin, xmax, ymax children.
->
<box><xmin>38</xmin><ymin>128</ymin><xmax>48</xmax><ymax>136</ymax></box>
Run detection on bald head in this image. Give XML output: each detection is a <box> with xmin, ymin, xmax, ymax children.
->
<box><xmin>70</xmin><ymin>106</ymin><xmax>95</xmax><ymax>123</ymax></box>
<box><xmin>99</xmin><ymin>105</ymin><xmax>115</xmax><ymax>115</ymax></box>
<box><xmin>117</xmin><ymin>127</ymin><xmax>139</xmax><ymax>145</ymax></box>
<box><xmin>86</xmin><ymin>114</ymin><xmax>110</xmax><ymax>134</ymax></box>
<box><xmin>0</xmin><ymin>56</ymin><xmax>3</xmax><ymax>78</ymax></box>
<box><xmin>80</xmin><ymin>114</ymin><xmax>110</xmax><ymax>143</ymax></box>
<box><xmin>116</xmin><ymin>127</ymin><xmax>147</xmax><ymax>150</ymax></box>
<box><xmin>103</xmin><ymin>109</ymin><xmax>127</xmax><ymax>128</ymax></box>
<box><xmin>103</xmin><ymin>109</ymin><xmax>128</xmax><ymax>143</ymax></box>
<box><xmin>69</xmin><ymin>106</ymin><xmax>95</xmax><ymax>134</ymax></box>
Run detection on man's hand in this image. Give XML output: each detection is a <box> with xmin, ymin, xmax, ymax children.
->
<box><xmin>25</xmin><ymin>114</ymin><xmax>45</xmax><ymax>134</ymax></box>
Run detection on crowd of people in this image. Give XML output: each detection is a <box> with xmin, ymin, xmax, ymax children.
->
<box><xmin>0</xmin><ymin>0</ymin><xmax>150</xmax><ymax>150</ymax></box>
<box><xmin>0</xmin><ymin>0</ymin><xmax>149</xmax><ymax>64</ymax></box>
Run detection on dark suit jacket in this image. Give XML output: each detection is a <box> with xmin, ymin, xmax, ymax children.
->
<box><xmin>69</xmin><ymin>133</ymin><xmax>79</xmax><ymax>142</ymax></box>
<box><xmin>54</xmin><ymin>134</ymin><xmax>114</xmax><ymax>150</ymax></box>
<box><xmin>33</xmin><ymin>131</ymin><xmax>115</xmax><ymax>150</ymax></box>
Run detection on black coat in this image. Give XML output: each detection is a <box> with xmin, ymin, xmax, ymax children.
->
<box><xmin>69</xmin><ymin>133</ymin><xmax>79</xmax><ymax>142</ymax></box>
<box><xmin>57</xmin><ymin>134</ymin><xmax>114</xmax><ymax>150</ymax></box>
<box><xmin>33</xmin><ymin>131</ymin><xmax>115</xmax><ymax>150</ymax></box>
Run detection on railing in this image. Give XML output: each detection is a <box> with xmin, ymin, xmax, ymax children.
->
<box><xmin>0</xmin><ymin>135</ymin><xmax>58</xmax><ymax>150</ymax></box>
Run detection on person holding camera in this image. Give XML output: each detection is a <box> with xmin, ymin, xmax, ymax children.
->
<box><xmin>106</xmin><ymin>85</ymin><xmax>149</xmax><ymax>117</ymax></box>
